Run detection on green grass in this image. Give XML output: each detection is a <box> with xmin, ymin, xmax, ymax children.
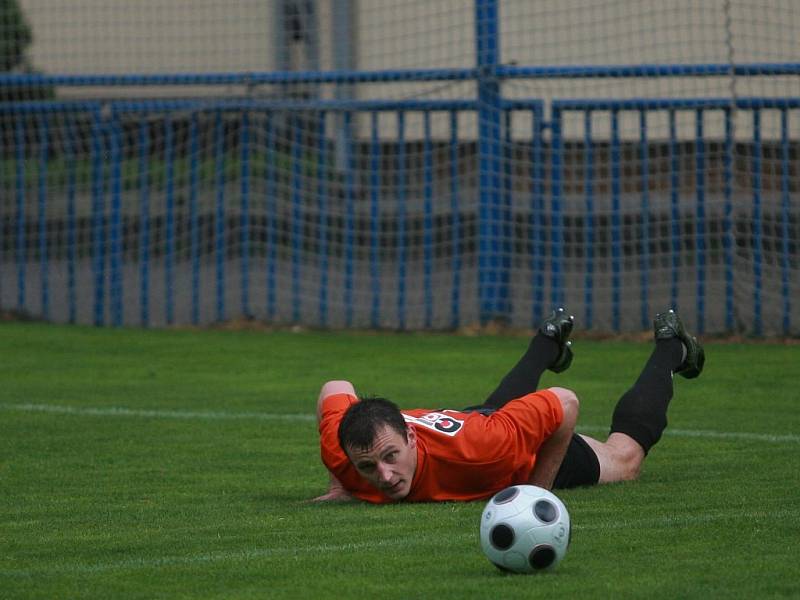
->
<box><xmin>1</xmin><ymin>322</ymin><xmax>798</xmax><ymax>599</ymax></box>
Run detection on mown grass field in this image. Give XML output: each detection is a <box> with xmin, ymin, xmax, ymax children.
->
<box><xmin>1</xmin><ymin>322</ymin><xmax>798</xmax><ymax>599</ymax></box>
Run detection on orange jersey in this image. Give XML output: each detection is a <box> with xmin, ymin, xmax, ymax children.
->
<box><xmin>318</xmin><ymin>390</ymin><xmax>563</xmax><ymax>503</ymax></box>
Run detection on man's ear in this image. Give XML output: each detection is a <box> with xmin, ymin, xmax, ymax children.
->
<box><xmin>406</xmin><ymin>424</ymin><xmax>417</xmax><ymax>448</ymax></box>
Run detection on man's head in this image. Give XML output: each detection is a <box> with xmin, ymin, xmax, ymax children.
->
<box><xmin>338</xmin><ymin>397</ymin><xmax>418</xmax><ymax>500</ymax></box>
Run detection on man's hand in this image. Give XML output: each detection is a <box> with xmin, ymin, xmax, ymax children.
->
<box><xmin>310</xmin><ymin>488</ymin><xmax>354</xmax><ymax>503</ymax></box>
<box><xmin>310</xmin><ymin>473</ymin><xmax>355</xmax><ymax>503</ymax></box>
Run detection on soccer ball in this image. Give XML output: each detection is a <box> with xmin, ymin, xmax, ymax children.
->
<box><xmin>479</xmin><ymin>485</ymin><xmax>571</xmax><ymax>574</ymax></box>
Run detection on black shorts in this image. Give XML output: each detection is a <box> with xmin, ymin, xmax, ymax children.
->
<box><xmin>461</xmin><ymin>406</ymin><xmax>600</xmax><ymax>489</ymax></box>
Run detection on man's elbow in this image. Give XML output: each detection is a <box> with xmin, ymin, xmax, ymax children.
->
<box><xmin>546</xmin><ymin>386</ymin><xmax>579</xmax><ymax>431</ymax></box>
<box><xmin>317</xmin><ymin>380</ymin><xmax>356</xmax><ymax>422</ymax></box>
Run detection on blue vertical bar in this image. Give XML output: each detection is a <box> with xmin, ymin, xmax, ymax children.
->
<box><xmin>343</xmin><ymin>111</ymin><xmax>355</xmax><ymax>327</ymax></box>
<box><xmin>240</xmin><ymin>111</ymin><xmax>251</xmax><ymax>318</ymax></box>
<box><xmin>265</xmin><ymin>113</ymin><xmax>277</xmax><ymax>320</ymax></box>
<box><xmin>291</xmin><ymin>114</ymin><xmax>303</xmax><ymax>324</ymax></box>
<box><xmin>110</xmin><ymin>114</ymin><xmax>122</xmax><ymax>326</ymax></box>
<box><xmin>780</xmin><ymin>108</ymin><xmax>791</xmax><ymax>334</ymax></box>
<box><xmin>450</xmin><ymin>111</ymin><xmax>462</xmax><ymax>330</ymax></box>
<box><xmin>15</xmin><ymin>116</ymin><xmax>26</xmax><ymax>312</ymax></box>
<box><xmin>669</xmin><ymin>110</ymin><xmax>680</xmax><ymax>312</ymax></box>
<box><xmin>550</xmin><ymin>107</ymin><xmax>564</xmax><ymax>311</ymax></box>
<box><xmin>752</xmin><ymin>110</ymin><xmax>763</xmax><ymax>336</ymax></box>
<box><xmin>423</xmin><ymin>111</ymin><xmax>434</xmax><ymax>329</ymax></box>
<box><xmin>66</xmin><ymin>117</ymin><xmax>77</xmax><ymax>324</ymax></box>
<box><xmin>165</xmin><ymin>115</ymin><xmax>175</xmax><ymax>325</ymax></box>
<box><xmin>138</xmin><ymin>119</ymin><xmax>150</xmax><ymax>327</ymax></box>
<box><xmin>37</xmin><ymin>113</ymin><xmax>49</xmax><ymax>320</ymax></box>
<box><xmin>639</xmin><ymin>110</ymin><xmax>650</xmax><ymax>329</ymax></box>
<box><xmin>583</xmin><ymin>110</ymin><xmax>594</xmax><ymax>330</ymax></box>
<box><xmin>610</xmin><ymin>109</ymin><xmax>621</xmax><ymax>332</ymax></box>
<box><xmin>214</xmin><ymin>111</ymin><xmax>226</xmax><ymax>322</ymax></box>
<box><xmin>396</xmin><ymin>111</ymin><xmax>407</xmax><ymax>330</ymax></box>
<box><xmin>91</xmin><ymin>110</ymin><xmax>105</xmax><ymax>326</ymax></box>
<box><xmin>317</xmin><ymin>111</ymin><xmax>329</xmax><ymax>327</ymax></box>
<box><xmin>694</xmin><ymin>109</ymin><xmax>706</xmax><ymax>335</ymax></box>
<box><xmin>531</xmin><ymin>105</ymin><xmax>545</xmax><ymax>325</ymax></box>
<box><xmin>723</xmin><ymin>108</ymin><xmax>734</xmax><ymax>331</ymax></box>
<box><xmin>189</xmin><ymin>113</ymin><xmax>200</xmax><ymax>326</ymax></box>
<box><xmin>476</xmin><ymin>0</ymin><xmax>508</xmax><ymax>322</ymax></box>
<box><xmin>369</xmin><ymin>111</ymin><xmax>381</xmax><ymax>328</ymax></box>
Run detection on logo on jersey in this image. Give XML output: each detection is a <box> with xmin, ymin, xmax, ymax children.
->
<box><xmin>403</xmin><ymin>411</ymin><xmax>464</xmax><ymax>436</ymax></box>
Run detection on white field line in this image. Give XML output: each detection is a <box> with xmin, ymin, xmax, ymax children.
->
<box><xmin>1</xmin><ymin>402</ymin><xmax>797</xmax><ymax>444</ymax></box>
<box><xmin>0</xmin><ymin>402</ymin><xmax>316</xmax><ymax>422</ymax></box>
<box><xmin>1</xmin><ymin>509</ymin><xmax>796</xmax><ymax>578</ymax></box>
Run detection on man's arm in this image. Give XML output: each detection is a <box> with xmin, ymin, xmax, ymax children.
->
<box><xmin>527</xmin><ymin>387</ymin><xmax>579</xmax><ymax>489</ymax></box>
<box><xmin>312</xmin><ymin>380</ymin><xmax>358</xmax><ymax>502</ymax></box>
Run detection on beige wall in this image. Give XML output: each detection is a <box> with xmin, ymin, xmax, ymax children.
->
<box><xmin>17</xmin><ymin>0</ymin><xmax>800</xmax><ymax>138</ymax></box>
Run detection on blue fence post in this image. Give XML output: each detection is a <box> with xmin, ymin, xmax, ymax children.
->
<box><xmin>66</xmin><ymin>116</ymin><xmax>77</xmax><ymax>324</ymax></box>
<box><xmin>476</xmin><ymin>0</ymin><xmax>509</xmax><ymax>323</ymax></box>
<box><xmin>396</xmin><ymin>110</ymin><xmax>407</xmax><ymax>330</ymax></box>
<box><xmin>694</xmin><ymin>109</ymin><xmax>706</xmax><ymax>334</ymax></box>
<box><xmin>450</xmin><ymin>111</ymin><xmax>462</xmax><ymax>330</ymax></box>
<box><xmin>138</xmin><ymin>119</ymin><xmax>150</xmax><ymax>327</ymax></box>
<box><xmin>531</xmin><ymin>105</ymin><xmax>545</xmax><ymax>326</ymax></box>
<box><xmin>37</xmin><ymin>113</ymin><xmax>49</xmax><ymax>321</ymax></box>
<box><xmin>583</xmin><ymin>110</ymin><xmax>594</xmax><ymax>330</ymax></box>
<box><xmin>639</xmin><ymin>110</ymin><xmax>650</xmax><ymax>330</ymax></box>
<box><xmin>317</xmin><ymin>111</ymin><xmax>329</xmax><ymax>328</ymax></box>
<box><xmin>423</xmin><ymin>111</ymin><xmax>434</xmax><ymax>329</ymax></box>
<box><xmin>189</xmin><ymin>113</ymin><xmax>200</xmax><ymax>326</ymax></box>
<box><xmin>240</xmin><ymin>110</ymin><xmax>251</xmax><ymax>319</ymax></box>
<box><xmin>610</xmin><ymin>109</ymin><xmax>621</xmax><ymax>332</ymax></box>
<box><xmin>343</xmin><ymin>110</ymin><xmax>355</xmax><ymax>328</ymax></box>
<box><xmin>780</xmin><ymin>108</ymin><xmax>791</xmax><ymax>334</ymax></box>
<box><xmin>165</xmin><ymin>115</ymin><xmax>175</xmax><ymax>326</ymax></box>
<box><xmin>370</xmin><ymin>111</ymin><xmax>381</xmax><ymax>329</ymax></box>
<box><xmin>752</xmin><ymin>109</ymin><xmax>763</xmax><ymax>336</ymax></box>
<box><xmin>265</xmin><ymin>112</ymin><xmax>277</xmax><ymax>321</ymax></box>
<box><xmin>550</xmin><ymin>106</ymin><xmax>564</xmax><ymax>311</ymax></box>
<box><xmin>723</xmin><ymin>108</ymin><xmax>734</xmax><ymax>331</ymax></box>
<box><xmin>15</xmin><ymin>116</ymin><xmax>26</xmax><ymax>313</ymax></box>
<box><xmin>214</xmin><ymin>110</ymin><xmax>226</xmax><ymax>322</ymax></box>
<box><xmin>110</xmin><ymin>112</ymin><xmax>123</xmax><ymax>326</ymax></box>
<box><xmin>291</xmin><ymin>113</ymin><xmax>303</xmax><ymax>324</ymax></box>
<box><xmin>91</xmin><ymin>108</ymin><xmax>106</xmax><ymax>326</ymax></box>
<box><xmin>668</xmin><ymin>109</ymin><xmax>680</xmax><ymax>313</ymax></box>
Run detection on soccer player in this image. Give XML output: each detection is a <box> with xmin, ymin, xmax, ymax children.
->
<box><xmin>313</xmin><ymin>308</ymin><xmax>704</xmax><ymax>503</ymax></box>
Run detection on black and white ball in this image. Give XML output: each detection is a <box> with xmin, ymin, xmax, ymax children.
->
<box><xmin>479</xmin><ymin>485</ymin><xmax>571</xmax><ymax>574</ymax></box>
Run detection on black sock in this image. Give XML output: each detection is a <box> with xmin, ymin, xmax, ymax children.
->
<box><xmin>609</xmin><ymin>338</ymin><xmax>684</xmax><ymax>454</ymax></box>
<box><xmin>482</xmin><ymin>334</ymin><xmax>560</xmax><ymax>409</ymax></box>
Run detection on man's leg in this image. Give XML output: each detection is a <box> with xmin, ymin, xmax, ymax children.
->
<box><xmin>555</xmin><ymin>309</ymin><xmax>705</xmax><ymax>487</ymax></box>
<box><xmin>476</xmin><ymin>308</ymin><xmax>574</xmax><ymax>411</ymax></box>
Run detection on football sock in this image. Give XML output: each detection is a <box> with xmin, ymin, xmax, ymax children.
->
<box><xmin>482</xmin><ymin>334</ymin><xmax>560</xmax><ymax>409</ymax></box>
<box><xmin>609</xmin><ymin>338</ymin><xmax>684</xmax><ymax>454</ymax></box>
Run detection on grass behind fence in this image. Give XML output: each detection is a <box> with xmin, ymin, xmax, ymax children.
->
<box><xmin>1</xmin><ymin>323</ymin><xmax>798</xmax><ymax>599</ymax></box>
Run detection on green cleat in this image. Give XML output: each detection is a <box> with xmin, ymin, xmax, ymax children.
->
<box><xmin>539</xmin><ymin>308</ymin><xmax>575</xmax><ymax>373</ymax></box>
<box><xmin>653</xmin><ymin>309</ymin><xmax>705</xmax><ymax>379</ymax></box>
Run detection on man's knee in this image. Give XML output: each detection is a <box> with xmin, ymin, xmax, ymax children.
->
<box><xmin>601</xmin><ymin>433</ymin><xmax>646</xmax><ymax>482</ymax></box>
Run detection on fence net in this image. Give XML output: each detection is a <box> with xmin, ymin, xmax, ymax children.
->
<box><xmin>1</xmin><ymin>1</ymin><xmax>798</xmax><ymax>334</ymax></box>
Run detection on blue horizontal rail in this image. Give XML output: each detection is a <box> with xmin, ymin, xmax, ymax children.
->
<box><xmin>498</xmin><ymin>62</ymin><xmax>800</xmax><ymax>79</ymax></box>
<box><xmin>1</xmin><ymin>62</ymin><xmax>798</xmax><ymax>88</ymax></box>
<box><xmin>554</xmin><ymin>97</ymin><xmax>800</xmax><ymax>111</ymax></box>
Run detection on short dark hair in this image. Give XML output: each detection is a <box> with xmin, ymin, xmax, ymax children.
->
<box><xmin>338</xmin><ymin>396</ymin><xmax>408</xmax><ymax>453</ymax></box>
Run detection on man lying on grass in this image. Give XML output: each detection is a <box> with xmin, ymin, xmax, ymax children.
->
<box><xmin>313</xmin><ymin>308</ymin><xmax>704</xmax><ymax>503</ymax></box>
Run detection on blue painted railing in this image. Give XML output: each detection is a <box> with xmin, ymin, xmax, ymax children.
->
<box><xmin>1</xmin><ymin>73</ymin><xmax>798</xmax><ymax>333</ymax></box>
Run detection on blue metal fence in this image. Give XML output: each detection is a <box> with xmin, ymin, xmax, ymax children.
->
<box><xmin>1</xmin><ymin>33</ymin><xmax>799</xmax><ymax>334</ymax></box>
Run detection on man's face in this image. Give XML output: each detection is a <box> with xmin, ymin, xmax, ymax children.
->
<box><xmin>346</xmin><ymin>424</ymin><xmax>418</xmax><ymax>500</ymax></box>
